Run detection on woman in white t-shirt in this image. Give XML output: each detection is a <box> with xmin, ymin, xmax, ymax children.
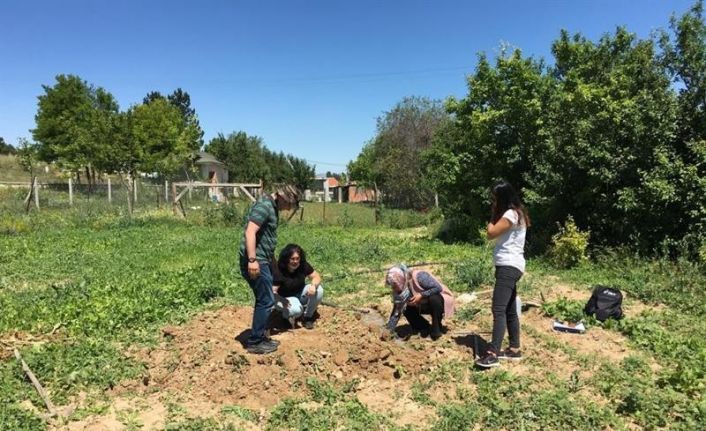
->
<box><xmin>476</xmin><ymin>181</ymin><xmax>530</xmax><ymax>368</ymax></box>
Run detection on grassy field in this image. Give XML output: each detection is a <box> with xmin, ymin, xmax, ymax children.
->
<box><xmin>1</xmin><ymin>205</ymin><xmax>705</xmax><ymax>430</ymax></box>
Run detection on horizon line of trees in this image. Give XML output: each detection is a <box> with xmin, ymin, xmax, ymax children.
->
<box><xmin>10</xmin><ymin>75</ymin><xmax>316</xmax><ymax>199</ymax></box>
<box><xmin>349</xmin><ymin>1</ymin><xmax>706</xmax><ymax>260</ymax></box>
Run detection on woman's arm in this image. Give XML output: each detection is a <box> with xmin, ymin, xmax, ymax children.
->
<box><xmin>415</xmin><ymin>272</ymin><xmax>443</xmax><ymax>297</ymax></box>
<box><xmin>305</xmin><ymin>270</ymin><xmax>322</xmax><ymax>296</ymax></box>
<box><xmin>308</xmin><ymin>270</ymin><xmax>322</xmax><ymax>287</ymax></box>
<box><xmin>385</xmin><ymin>299</ymin><xmax>406</xmax><ymax>331</ymax></box>
<box><xmin>487</xmin><ymin>216</ymin><xmax>513</xmax><ymax>240</ymax></box>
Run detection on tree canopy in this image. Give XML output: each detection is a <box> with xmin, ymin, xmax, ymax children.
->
<box><xmin>354</xmin><ymin>1</ymin><xmax>706</xmax><ymax>258</ymax></box>
<box><xmin>204</xmin><ymin>131</ymin><xmax>314</xmax><ymax>191</ymax></box>
<box><xmin>348</xmin><ymin>96</ymin><xmax>448</xmax><ymax>209</ymax></box>
<box><xmin>425</xmin><ymin>4</ymin><xmax>705</xmax><ymax>257</ymax></box>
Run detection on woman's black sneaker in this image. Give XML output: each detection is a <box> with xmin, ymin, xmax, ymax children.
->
<box><xmin>475</xmin><ymin>352</ymin><xmax>499</xmax><ymax>368</ymax></box>
<box><xmin>498</xmin><ymin>349</ymin><xmax>522</xmax><ymax>361</ymax></box>
<box><xmin>246</xmin><ymin>339</ymin><xmax>278</xmax><ymax>354</ymax></box>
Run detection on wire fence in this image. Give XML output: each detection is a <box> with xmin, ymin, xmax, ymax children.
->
<box><xmin>0</xmin><ymin>179</ymin><xmax>224</xmax><ymax>214</ymax></box>
<box><xmin>0</xmin><ymin>179</ymin><xmax>442</xmax><ymax>231</ymax></box>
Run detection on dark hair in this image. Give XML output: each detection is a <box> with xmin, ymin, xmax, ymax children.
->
<box><xmin>272</xmin><ymin>184</ymin><xmax>300</xmax><ymax>205</ymax></box>
<box><xmin>278</xmin><ymin>243</ymin><xmax>307</xmax><ymax>273</ymax></box>
<box><xmin>491</xmin><ymin>181</ymin><xmax>530</xmax><ymax>227</ymax></box>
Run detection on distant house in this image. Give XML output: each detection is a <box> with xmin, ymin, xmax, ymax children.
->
<box><xmin>304</xmin><ymin>177</ymin><xmax>376</xmax><ymax>203</ymax></box>
<box><xmin>307</xmin><ymin>176</ymin><xmax>340</xmax><ymax>202</ymax></box>
<box><xmin>194</xmin><ymin>151</ymin><xmax>228</xmax><ymax>183</ymax></box>
<box><xmin>342</xmin><ymin>181</ymin><xmax>376</xmax><ymax>203</ymax></box>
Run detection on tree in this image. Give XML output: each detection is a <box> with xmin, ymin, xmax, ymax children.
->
<box><xmin>661</xmin><ymin>0</ymin><xmax>706</xmax><ymax>256</ymax></box>
<box><xmin>349</xmin><ymin>96</ymin><xmax>448</xmax><ymax>209</ymax></box>
<box><xmin>546</xmin><ymin>28</ymin><xmax>680</xmax><ymax>251</ymax></box>
<box><xmin>144</xmin><ymin>88</ymin><xmax>204</xmax><ymax>151</ymax></box>
<box><xmin>143</xmin><ymin>91</ymin><xmax>164</xmax><ymax>105</ymax></box>
<box><xmin>205</xmin><ymin>132</ymin><xmax>270</xmax><ymax>182</ymax></box>
<box><xmin>204</xmin><ymin>131</ymin><xmax>314</xmax><ymax>190</ymax></box>
<box><xmin>16</xmin><ymin>138</ymin><xmax>39</xmax><ymax>176</ymax></box>
<box><xmin>423</xmin><ymin>50</ymin><xmax>552</xmax><ymax>234</ymax></box>
<box><xmin>32</xmin><ymin>74</ymin><xmax>120</xmax><ymax>185</ymax></box>
<box><xmin>0</xmin><ymin>137</ymin><xmax>16</xmax><ymax>155</ymax></box>
<box><xmin>128</xmin><ymin>98</ymin><xmax>201</xmax><ymax>177</ymax></box>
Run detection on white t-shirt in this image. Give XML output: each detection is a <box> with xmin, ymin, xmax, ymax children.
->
<box><xmin>492</xmin><ymin>209</ymin><xmax>526</xmax><ymax>273</ymax></box>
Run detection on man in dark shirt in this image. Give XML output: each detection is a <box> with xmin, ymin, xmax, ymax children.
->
<box><xmin>239</xmin><ymin>185</ymin><xmax>299</xmax><ymax>354</ymax></box>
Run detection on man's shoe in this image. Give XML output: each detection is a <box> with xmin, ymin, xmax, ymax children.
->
<box><xmin>246</xmin><ymin>340</ymin><xmax>278</xmax><ymax>354</ymax></box>
<box><xmin>302</xmin><ymin>317</ymin><xmax>315</xmax><ymax>330</ymax></box>
<box><xmin>430</xmin><ymin>331</ymin><xmax>442</xmax><ymax>341</ymax></box>
<box><xmin>498</xmin><ymin>349</ymin><xmax>522</xmax><ymax>361</ymax></box>
<box><xmin>475</xmin><ymin>352</ymin><xmax>499</xmax><ymax>368</ymax></box>
<box><xmin>264</xmin><ymin>337</ymin><xmax>280</xmax><ymax>347</ymax></box>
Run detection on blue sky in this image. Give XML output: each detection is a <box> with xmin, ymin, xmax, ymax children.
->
<box><xmin>0</xmin><ymin>0</ymin><xmax>696</xmax><ymax>173</ymax></box>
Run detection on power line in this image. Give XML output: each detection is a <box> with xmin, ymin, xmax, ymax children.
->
<box><xmin>305</xmin><ymin>159</ymin><xmax>348</xmax><ymax>167</ymax></box>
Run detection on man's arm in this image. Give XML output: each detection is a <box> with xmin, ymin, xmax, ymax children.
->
<box><xmin>245</xmin><ymin>221</ymin><xmax>261</xmax><ymax>279</ymax></box>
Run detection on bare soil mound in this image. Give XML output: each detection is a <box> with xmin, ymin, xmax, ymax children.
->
<box><xmin>121</xmin><ymin>305</ymin><xmax>470</xmax><ymax>412</ymax></box>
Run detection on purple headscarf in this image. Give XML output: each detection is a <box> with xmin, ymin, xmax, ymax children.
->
<box><xmin>386</xmin><ymin>266</ymin><xmax>407</xmax><ymax>293</ymax></box>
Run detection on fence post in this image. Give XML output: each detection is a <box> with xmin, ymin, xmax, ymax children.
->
<box><xmin>68</xmin><ymin>178</ymin><xmax>73</xmax><ymax>206</ymax></box>
<box><xmin>165</xmin><ymin>180</ymin><xmax>169</xmax><ymax>203</ymax></box>
<box><xmin>172</xmin><ymin>182</ymin><xmax>178</xmax><ymax>215</ymax></box>
<box><xmin>34</xmin><ymin>180</ymin><xmax>40</xmax><ymax>210</ymax></box>
<box><xmin>435</xmin><ymin>193</ymin><xmax>439</xmax><ymax>208</ymax></box>
<box><xmin>134</xmin><ymin>178</ymin><xmax>138</xmax><ymax>204</ymax></box>
<box><xmin>107</xmin><ymin>179</ymin><xmax>112</xmax><ymax>204</ymax></box>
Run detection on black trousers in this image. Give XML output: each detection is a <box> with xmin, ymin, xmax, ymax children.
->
<box><xmin>490</xmin><ymin>265</ymin><xmax>523</xmax><ymax>352</ymax></box>
<box><xmin>404</xmin><ymin>293</ymin><xmax>444</xmax><ymax>337</ymax></box>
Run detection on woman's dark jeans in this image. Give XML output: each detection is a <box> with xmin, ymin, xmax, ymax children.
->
<box><xmin>404</xmin><ymin>293</ymin><xmax>444</xmax><ymax>337</ymax></box>
<box><xmin>490</xmin><ymin>265</ymin><xmax>523</xmax><ymax>353</ymax></box>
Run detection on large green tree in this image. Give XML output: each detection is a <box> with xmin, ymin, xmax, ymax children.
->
<box><xmin>423</xmin><ymin>49</ymin><xmax>552</xmax><ymax>239</ymax></box>
<box><xmin>349</xmin><ymin>96</ymin><xmax>448</xmax><ymax>209</ymax></box>
<box><xmin>143</xmin><ymin>88</ymin><xmax>204</xmax><ymax>151</ymax></box>
<box><xmin>128</xmin><ymin>98</ymin><xmax>201</xmax><ymax>177</ymax></box>
<box><xmin>662</xmin><ymin>0</ymin><xmax>706</xmax><ymax>256</ymax></box>
<box><xmin>32</xmin><ymin>75</ymin><xmax>121</xmax><ymax>184</ymax></box>
<box><xmin>544</xmin><ymin>28</ymin><xmax>680</xmax><ymax>251</ymax></box>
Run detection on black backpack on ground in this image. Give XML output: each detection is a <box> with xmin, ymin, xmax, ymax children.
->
<box><xmin>584</xmin><ymin>285</ymin><xmax>623</xmax><ymax>322</ymax></box>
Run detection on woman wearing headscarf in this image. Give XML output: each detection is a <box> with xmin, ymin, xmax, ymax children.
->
<box><xmin>384</xmin><ymin>265</ymin><xmax>455</xmax><ymax>340</ymax></box>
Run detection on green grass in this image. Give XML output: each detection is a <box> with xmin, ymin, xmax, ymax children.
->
<box><xmin>1</xmin><ymin>207</ymin><xmax>706</xmax><ymax>429</ymax></box>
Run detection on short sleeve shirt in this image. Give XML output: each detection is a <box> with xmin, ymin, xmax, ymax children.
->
<box><xmin>273</xmin><ymin>261</ymin><xmax>315</xmax><ymax>297</ymax></box>
<box><xmin>239</xmin><ymin>196</ymin><xmax>278</xmax><ymax>264</ymax></box>
<box><xmin>492</xmin><ymin>209</ymin><xmax>527</xmax><ymax>272</ymax></box>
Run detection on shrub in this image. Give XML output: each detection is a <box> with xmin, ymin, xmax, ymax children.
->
<box><xmin>550</xmin><ymin>216</ymin><xmax>589</xmax><ymax>268</ymax></box>
<box><xmin>431</xmin><ymin>215</ymin><xmax>482</xmax><ymax>244</ymax></box>
<box><xmin>455</xmin><ymin>254</ymin><xmax>494</xmax><ymax>290</ymax></box>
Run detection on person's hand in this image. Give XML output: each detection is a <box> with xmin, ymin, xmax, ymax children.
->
<box><xmin>409</xmin><ymin>293</ymin><xmax>422</xmax><ymax>306</ymax></box>
<box><xmin>307</xmin><ymin>284</ymin><xmax>317</xmax><ymax>296</ymax></box>
<box><xmin>247</xmin><ymin>260</ymin><xmax>260</xmax><ymax>279</ymax></box>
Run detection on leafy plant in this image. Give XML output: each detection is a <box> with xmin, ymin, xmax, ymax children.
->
<box><xmin>549</xmin><ymin>216</ymin><xmax>589</xmax><ymax>269</ymax></box>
